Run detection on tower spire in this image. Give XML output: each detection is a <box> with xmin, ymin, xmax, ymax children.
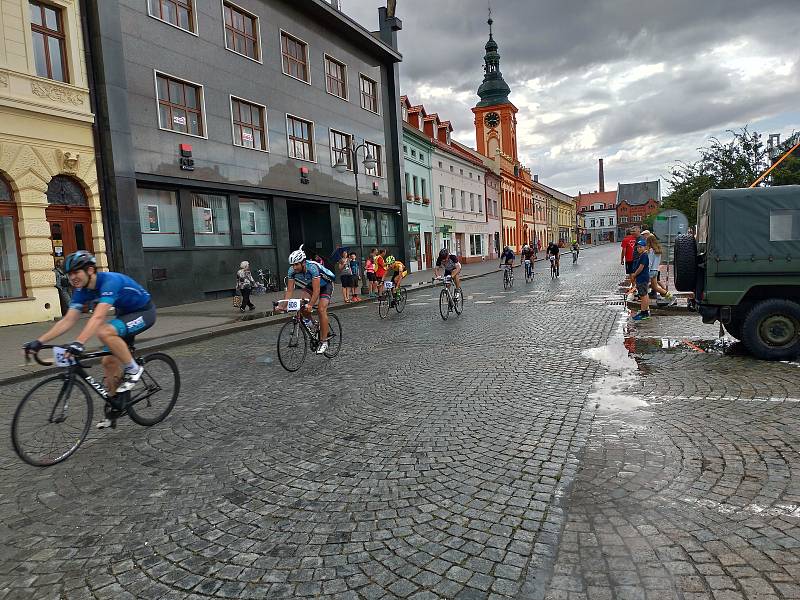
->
<box><xmin>476</xmin><ymin>8</ymin><xmax>510</xmax><ymax>107</ymax></box>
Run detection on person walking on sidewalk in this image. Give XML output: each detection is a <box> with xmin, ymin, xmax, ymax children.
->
<box><xmin>236</xmin><ymin>261</ymin><xmax>256</xmax><ymax>312</ymax></box>
<box><xmin>631</xmin><ymin>240</ymin><xmax>651</xmax><ymax>321</ymax></box>
<box><xmin>349</xmin><ymin>252</ymin><xmax>362</xmax><ymax>302</ymax></box>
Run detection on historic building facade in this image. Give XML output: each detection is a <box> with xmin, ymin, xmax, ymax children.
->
<box><xmin>400</xmin><ymin>96</ymin><xmax>434</xmax><ymax>272</ymax></box>
<box><xmin>616</xmin><ymin>181</ymin><xmax>662</xmax><ymax>239</ymax></box>
<box><xmin>0</xmin><ymin>0</ymin><xmax>106</xmax><ymax>325</ymax></box>
<box><xmin>470</xmin><ymin>17</ymin><xmax>534</xmax><ymax>252</ymax></box>
<box><xmin>577</xmin><ymin>190</ymin><xmax>617</xmax><ymax>244</ymax></box>
<box><xmin>83</xmin><ymin>0</ymin><xmax>404</xmax><ymax>306</ymax></box>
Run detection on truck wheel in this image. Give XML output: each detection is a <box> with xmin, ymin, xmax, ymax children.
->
<box><xmin>723</xmin><ymin>320</ymin><xmax>743</xmax><ymax>340</ymax></box>
<box><xmin>673</xmin><ymin>234</ymin><xmax>698</xmax><ymax>292</ymax></box>
<box><xmin>741</xmin><ymin>299</ymin><xmax>800</xmax><ymax>360</ymax></box>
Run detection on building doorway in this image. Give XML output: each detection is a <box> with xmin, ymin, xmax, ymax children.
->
<box><xmin>45</xmin><ymin>176</ymin><xmax>93</xmax><ymax>262</ymax></box>
<box><xmin>455</xmin><ymin>233</ymin><xmax>464</xmax><ymax>260</ymax></box>
<box><xmin>287</xmin><ymin>201</ymin><xmax>333</xmax><ymax>266</ymax></box>
<box><xmin>424</xmin><ymin>232</ymin><xmax>432</xmax><ymax>269</ymax></box>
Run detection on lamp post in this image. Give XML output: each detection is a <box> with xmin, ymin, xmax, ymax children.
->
<box><xmin>335</xmin><ymin>142</ymin><xmax>377</xmax><ymax>294</ymax></box>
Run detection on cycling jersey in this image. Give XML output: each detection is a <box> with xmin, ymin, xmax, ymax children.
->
<box><xmin>436</xmin><ymin>254</ymin><xmax>460</xmax><ymax>272</ymax></box>
<box><xmin>287</xmin><ymin>260</ymin><xmax>335</xmax><ymax>292</ymax></box>
<box><xmin>387</xmin><ymin>261</ymin><xmax>406</xmax><ymax>276</ymax></box>
<box><xmin>546</xmin><ymin>244</ymin><xmax>560</xmax><ymax>256</ymax></box>
<box><xmin>69</xmin><ymin>272</ymin><xmax>151</xmax><ymax>314</ymax></box>
<box><xmin>500</xmin><ymin>250</ymin><xmax>515</xmax><ymax>263</ymax></box>
<box><xmin>521</xmin><ymin>249</ymin><xmax>535</xmax><ymax>261</ymax></box>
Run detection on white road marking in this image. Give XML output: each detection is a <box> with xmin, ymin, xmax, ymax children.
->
<box><xmin>475</xmin><ymin>301</ymin><xmax>495</xmax><ymax>304</ymax></box>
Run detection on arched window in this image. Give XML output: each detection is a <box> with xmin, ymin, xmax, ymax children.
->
<box><xmin>0</xmin><ymin>176</ymin><xmax>24</xmax><ymax>299</ymax></box>
<box><xmin>47</xmin><ymin>175</ymin><xmax>88</xmax><ymax>206</ymax></box>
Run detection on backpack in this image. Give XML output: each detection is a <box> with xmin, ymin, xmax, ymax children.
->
<box><xmin>309</xmin><ymin>260</ymin><xmax>336</xmax><ymax>284</ymax></box>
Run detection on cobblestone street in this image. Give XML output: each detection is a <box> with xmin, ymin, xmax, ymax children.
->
<box><xmin>1</xmin><ymin>244</ymin><xmax>799</xmax><ymax>600</ymax></box>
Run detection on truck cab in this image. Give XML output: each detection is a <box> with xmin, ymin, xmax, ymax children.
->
<box><xmin>674</xmin><ymin>186</ymin><xmax>800</xmax><ymax>360</ymax></box>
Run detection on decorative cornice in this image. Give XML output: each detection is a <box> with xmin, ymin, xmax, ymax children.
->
<box><xmin>0</xmin><ymin>72</ymin><xmax>8</xmax><ymax>88</ymax></box>
<box><xmin>31</xmin><ymin>81</ymin><xmax>84</xmax><ymax>106</ymax></box>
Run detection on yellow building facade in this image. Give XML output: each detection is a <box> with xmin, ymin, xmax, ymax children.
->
<box><xmin>0</xmin><ymin>0</ymin><xmax>106</xmax><ymax>326</ymax></box>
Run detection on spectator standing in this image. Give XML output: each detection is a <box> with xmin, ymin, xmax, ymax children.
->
<box><xmin>620</xmin><ymin>228</ymin><xmax>638</xmax><ymax>295</ymax></box>
<box><xmin>645</xmin><ymin>233</ymin><xmax>675</xmax><ymax>305</ymax></box>
<box><xmin>236</xmin><ymin>261</ymin><xmax>256</xmax><ymax>312</ymax></box>
<box><xmin>53</xmin><ymin>258</ymin><xmax>72</xmax><ymax>315</ymax></box>
<box><xmin>337</xmin><ymin>253</ymin><xmax>353</xmax><ymax>303</ymax></box>
<box><xmin>365</xmin><ymin>249</ymin><xmax>377</xmax><ymax>298</ymax></box>
<box><xmin>631</xmin><ymin>240</ymin><xmax>651</xmax><ymax>321</ymax></box>
<box><xmin>349</xmin><ymin>252</ymin><xmax>362</xmax><ymax>301</ymax></box>
<box><xmin>375</xmin><ymin>249</ymin><xmax>387</xmax><ymax>292</ymax></box>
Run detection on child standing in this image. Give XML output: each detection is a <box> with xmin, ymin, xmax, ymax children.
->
<box><xmin>631</xmin><ymin>239</ymin><xmax>651</xmax><ymax>321</ymax></box>
<box><xmin>365</xmin><ymin>249</ymin><xmax>377</xmax><ymax>298</ymax></box>
<box><xmin>349</xmin><ymin>252</ymin><xmax>361</xmax><ymax>302</ymax></box>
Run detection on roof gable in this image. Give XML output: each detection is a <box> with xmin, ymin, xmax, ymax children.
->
<box><xmin>616</xmin><ymin>181</ymin><xmax>661</xmax><ymax>206</ymax></box>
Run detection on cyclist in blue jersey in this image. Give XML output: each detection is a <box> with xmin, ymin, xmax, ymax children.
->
<box><xmin>500</xmin><ymin>246</ymin><xmax>515</xmax><ymax>274</ymax></box>
<box><xmin>278</xmin><ymin>245</ymin><xmax>335</xmax><ymax>355</ymax></box>
<box><xmin>22</xmin><ymin>251</ymin><xmax>156</xmax><ymax>428</ymax></box>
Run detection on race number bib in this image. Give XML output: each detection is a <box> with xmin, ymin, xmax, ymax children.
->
<box><xmin>53</xmin><ymin>347</ymin><xmax>75</xmax><ymax>367</ymax></box>
<box><xmin>285</xmin><ymin>299</ymin><xmax>302</xmax><ymax>312</ymax></box>
<box><xmin>383</xmin><ymin>281</ymin><xmax>394</xmax><ymax>290</ymax></box>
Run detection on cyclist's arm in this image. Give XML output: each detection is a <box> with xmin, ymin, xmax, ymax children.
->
<box><xmin>37</xmin><ymin>308</ymin><xmax>82</xmax><ymax>343</ymax></box>
<box><xmin>309</xmin><ymin>276</ymin><xmax>321</xmax><ymax>306</ymax></box>
<box><xmin>283</xmin><ymin>278</ymin><xmax>295</xmax><ymax>299</ymax></box>
<box><xmin>74</xmin><ymin>302</ymin><xmax>113</xmax><ymax>345</ymax></box>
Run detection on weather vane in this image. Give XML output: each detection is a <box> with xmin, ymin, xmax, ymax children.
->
<box><xmin>488</xmin><ymin>1</ymin><xmax>493</xmax><ymax>30</ymax></box>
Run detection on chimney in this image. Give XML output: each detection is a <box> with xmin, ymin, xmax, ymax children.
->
<box><xmin>598</xmin><ymin>158</ymin><xmax>605</xmax><ymax>193</ymax></box>
<box><xmin>533</xmin><ymin>174</ymin><xmax>539</xmax><ymax>183</ymax></box>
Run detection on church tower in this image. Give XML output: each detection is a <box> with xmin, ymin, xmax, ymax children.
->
<box><xmin>472</xmin><ymin>16</ymin><xmax>518</xmax><ymax>162</ymax></box>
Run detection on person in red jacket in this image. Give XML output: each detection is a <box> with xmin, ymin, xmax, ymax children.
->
<box><xmin>620</xmin><ymin>226</ymin><xmax>640</xmax><ymax>295</ymax></box>
<box><xmin>374</xmin><ymin>248</ymin><xmax>387</xmax><ymax>283</ymax></box>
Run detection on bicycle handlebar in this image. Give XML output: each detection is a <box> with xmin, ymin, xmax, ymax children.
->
<box><xmin>273</xmin><ymin>298</ymin><xmax>311</xmax><ymax>308</ymax></box>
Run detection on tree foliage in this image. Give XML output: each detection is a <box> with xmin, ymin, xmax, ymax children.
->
<box><xmin>662</xmin><ymin>127</ymin><xmax>800</xmax><ymax>224</ymax></box>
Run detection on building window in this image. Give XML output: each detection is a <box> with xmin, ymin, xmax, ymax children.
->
<box><xmin>156</xmin><ymin>73</ymin><xmax>204</xmax><ymax>136</ymax></box>
<box><xmin>223</xmin><ymin>2</ymin><xmax>259</xmax><ymax>60</ymax></box>
<box><xmin>339</xmin><ymin>207</ymin><xmax>357</xmax><ymax>245</ymax></box>
<box><xmin>439</xmin><ymin>185</ymin><xmax>444</xmax><ymax>207</ymax></box>
<box><xmin>329</xmin><ymin>129</ymin><xmax>352</xmax><ymax>169</ymax></box>
<box><xmin>599</xmin><ymin>218</ymin><xmax>604</xmax><ymax>227</ymax></box>
<box><xmin>286</xmin><ymin>115</ymin><xmax>314</xmax><ymax>162</ymax></box>
<box><xmin>361</xmin><ymin>210</ymin><xmax>377</xmax><ymax>244</ymax></box>
<box><xmin>192</xmin><ymin>193</ymin><xmax>231</xmax><ymax>246</ymax></box>
<box><xmin>469</xmin><ymin>172</ymin><xmax>473</xmax><ymax>179</ymax></box>
<box><xmin>0</xmin><ymin>177</ymin><xmax>23</xmax><ymax>299</ymax></box>
<box><xmin>281</xmin><ymin>31</ymin><xmax>309</xmax><ymax>82</ymax></box>
<box><xmin>449</xmin><ymin>166</ymin><xmax>453</xmax><ymax>172</ymax></box>
<box><xmin>411</xmin><ymin>149</ymin><xmax>416</xmax><ymax>158</ymax></box>
<box><xmin>138</xmin><ymin>188</ymin><xmax>182</xmax><ymax>248</ymax></box>
<box><xmin>364</xmin><ymin>141</ymin><xmax>383</xmax><ymax>177</ymax></box>
<box><xmin>325</xmin><ymin>55</ymin><xmax>347</xmax><ymax>99</ymax></box>
<box><xmin>450</xmin><ymin>188</ymin><xmax>456</xmax><ymax>209</ymax></box>
<box><xmin>404</xmin><ymin>173</ymin><xmax>410</xmax><ymax>197</ymax></box>
<box><xmin>590</xmin><ymin>219</ymin><xmax>595</xmax><ymax>228</ymax></box>
<box><xmin>493</xmin><ymin>200</ymin><xmax>498</xmax><ymax>215</ymax></box>
<box><xmin>460</xmin><ymin>191</ymin><xmax>465</xmax><ymax>211</ymax></box>
<box><xmin>469</xmin><ymin>193</ymin><xmax>475</xmax><ymax>212</ymax></box>
<box><xmin>379</xmin><ymin>212</ymin><xmax>396</xmax><ymax>244</ymax></box>
<box><xmin>231</xmin><ymin>97</ymin><xmax>266</xmax><ymax>150</ymax></box>
<box><xmin>478</xmin><ymin>195</ymin><xmax>483</xmax><ymax>213</ymax></box>
<box><xmin>459</xmin><ymin>169</ymin><xmax>463</xmax><ymax>176</ymax></box>
<box><xmin>239</xmin><ymin>198</ymin><xmax>272</xmax><ymax>246</ymax></box>
<box><xmin>30</xmin><ymin>1</ymin><xmax>68</xmax><ymax>82</ymax></box>
<box><xmin>421</xmin><ymin>179</ymin><xmax>427</xmax><ymax>200</ymax></box>
<box><xmin>359</xmin><ymin>74</ymin><xmax>379</xmax><ymax>113</ymax></box>
<box><xmin>147</xmin><ymin>0</ymin><xmax>194</xmax><ymax>33</ymax></box>
<box><xmin>609</xmin><ymin>217</ymin><xmax>614</xmax><ymax>226</ymax></box>
<box><xmin>403</xmin><ymin>145</ymin><xmax>407</xmax><ymax>154</ymax></box>
<box><xmin>438</xmin><ymin>161</ymin><xmax>442</xmax><ymax>168</ymax></box>
<box><xmin>470</xmin><ymin>234</ymin><xmax>483</xmax><ymax>256</ymax></box>
<box><xmin>478</xmin><ymin>175</ymin><xmax>481</xmax><ymax>182</ymax></box>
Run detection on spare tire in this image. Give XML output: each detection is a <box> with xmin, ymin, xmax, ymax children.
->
<box><xmin>673</xmin><ymin>234</ymin><xmax>698</xmax><ymax>292</ymax></box>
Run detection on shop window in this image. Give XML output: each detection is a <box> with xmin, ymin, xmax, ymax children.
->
<box><xmin>361</xmin><ymin>210</ymin><xmax>377</xmax><ymax>245</ymax></box>
<box><xmin>339</xmin><ymin>207</ymin><xmax>357</xmax><ymax>245</ymax></box>
<box><xmin>469</xmin><ymin>234</ymin><xmax>483</xmax><ymax>256</ymax></box>
<box><xmin>240</xmin><ymin>198</ymin><xmax>272</xmax><ymax>246</ymax></box>
<box><xmin>30</xmin><ymin>0</ymin><xmax>68</xmax><ymax>82</ymax></box>
<box><xmin>379</xmin><ymin>212</ymin><xmax>396</xmax><ymax>244</ymax></box>
<box><xmin>138</xmin><ymin>188</ymin><xmax>182</xmax><ymax>248</ymax></box>
<box><xmin>0</xmin><ymin>177</ymin><xmax>23</xmax><ymax>299</ymax></box>
<box><xmin>192</xmin><ymin>193</ymin><xmax>231</xmax><ymax>246</ymax></box>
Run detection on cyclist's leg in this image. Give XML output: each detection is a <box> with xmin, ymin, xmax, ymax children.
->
<box><xmin>105</xmin><ymin>304</ymin><xmax>156</xmax><ymax>392</ymax></box>
<box><xmin>451</xmin><ymin>266</ymin><xmax>462</xmax><ymax>290</ymax></box>
<box><xmin>318</xmin><ymin>287</ymin><xmax>332</xmax><ymax>341</ymax></box>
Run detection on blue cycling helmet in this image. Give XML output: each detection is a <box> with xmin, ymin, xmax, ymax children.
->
<box><xmin>64</xmin><ymin>250</ymin><xmax>96</xmax><ymax>273</ymax></box>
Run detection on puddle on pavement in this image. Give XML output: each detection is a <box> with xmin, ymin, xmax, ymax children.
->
<box><xmin>628</xmin><ymin>336</ymin><xmax>748</xmax><ymax>356</ymax></box>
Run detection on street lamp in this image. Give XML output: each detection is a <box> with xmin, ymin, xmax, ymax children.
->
<box><xmin>334</xmin><ymin>142</ymin><xmax>376</xmax><ymax>294</ymax></box>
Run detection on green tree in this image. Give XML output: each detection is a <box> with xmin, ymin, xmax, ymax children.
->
<box><xmin>662</xmin><ymin>127</ymin><xmax>800</xmax><ymax>224</ymax></box>
<box><xmin>771</xmin><ymin>135</ymin><xmax>800</xmax><ymax>186</ymax></box>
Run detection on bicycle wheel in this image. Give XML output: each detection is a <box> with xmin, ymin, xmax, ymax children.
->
<box><xmin>378</xmin><ymin>294</ymin><xmax>390</xmax><ymax>319</ymax></box>
<box><xmin>453</xmin><ymin>288</ymin><xmax>464</xmax><ymax>315</ymax></box>
<box><xmin>324</xmin><ymin>313</ymin><xmax>343</xmax><ymax>358</ymax></box>
<box><xmin>277</xmin><ymin>320</ymin><xmax>308</xmax><ymax>372</ymax></box>
<box><xmin>439</xmin><ymin>289</ymin><xmax>450</xmax><ymax>320</ymax></box>
<box><xmin>395</xmin><ymin>288</ymin><xmax>407</xmax><ymax>313</ymax></box>
<box><xmin>11</xmin><ymin>375</ymin><xmax>92</xmax><ymax>467</ymax></box>
<box><xmin>127</xmin><ymin>353</ymin><xmax>180</xmax><ymax>426</ymax></box>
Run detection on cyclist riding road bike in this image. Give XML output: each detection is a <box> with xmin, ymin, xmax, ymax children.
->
<box><xmin>21</xmin><ymin>250</ymin><xmax>156</xmax><ymax>429</ymax></box>
<box><xmin>546</xmin><ymin>241</ymin><xmax>561</xmax><ymax>276</ymax></box>
<box><xmin>279</xmin><ymin>245</ymin><xmax>336</xmax><ymax>355</ymax></box>
<box><xmin>520</xmin><ymin>244</ymin><xmax>535</xmax><ymax>279</ymax></box>
<box><xmin>434</xmin><ymin>249</ymin><xmax>463</xmax><ymax>295</ymax></box>
<box><xmin>500</xmin><ymin>246</ymin><xmax>515</xmax><ymax>273</ymax></box>
<box><xmin>384</xmin><ymin>256</ymin><xmax>408</xmax><ymax>299</ymax></box>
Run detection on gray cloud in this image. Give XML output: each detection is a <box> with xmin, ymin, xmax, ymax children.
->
<box><xmin>345</xmin><ymin>1</ymin><xmax>799</xmax><ymax>194</ymax></box>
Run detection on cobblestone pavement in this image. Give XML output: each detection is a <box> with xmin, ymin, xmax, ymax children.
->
<box><xmin>1</xmin><ymin>245</ymin><xmax>799</xmax><ymax>600</ymax></box>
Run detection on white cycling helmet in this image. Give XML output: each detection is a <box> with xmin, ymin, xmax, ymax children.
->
<box><xmin>523</xmin><ymin>244</ymin><xmax>529</xmax><ymax>250</ymax></box>
<box><xmin>288</xmin><ymin>244</ymin><xmax>306</xmax><ymax>265</ymax></box>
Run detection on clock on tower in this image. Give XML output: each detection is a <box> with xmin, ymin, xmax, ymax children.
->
<box><xmin>484</xmin><ymin>112</ymin><xmax>500</xmax><ymax>128</ymax></box>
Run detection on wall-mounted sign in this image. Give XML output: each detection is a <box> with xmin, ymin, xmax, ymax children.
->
<box><xmin>173</xmin><ymin>115</ymin><xmax>186</xmax><ymax>126</ymax></box>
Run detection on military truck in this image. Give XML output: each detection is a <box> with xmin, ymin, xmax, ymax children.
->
<box><xmin>674</xmin><ymin>186</ymin><xmax>800</xmax><ymax>360</ymax></box>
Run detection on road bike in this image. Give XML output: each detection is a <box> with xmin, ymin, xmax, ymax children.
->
<box><xmin>549</xmin><ymin>255</ymin><xmax>559</xmax><ymax>279</ymax></box>
<box><xmin>434</xmin><ymin>275</ymin><xmax>462</xmax><ymax>320</ymax></box>
<box><xmin>378</xmin><ymin>280</ymin><xmax>407</xmax><ymax>319</ymax></box>
<box><xmin>274</xmin><ymin>299</ymin><xmax>342</xmax><ymax>371</ymax></box>
<box><xmin>523</xmin><ymin>259</ymin><xmax>534</xmax><ymax>283</ymax></box>
<box><xmin>11</xmin><ymin>344</ymin><xmax>180</xmax><ymax>466</ymax></box>
<box><xmin>501</xmin><ymin>264</ymin><xmax>514</xmax><ymax>290</ymax></box>
<box><xmin>572</xmin><ymin>248</ymin><xmax>579</xmax><ymax>264</ymax></box>
<box><xmin>252</xmin><ymin>268</ymin><xmax>280</xmax><ymax>295</ymax></box>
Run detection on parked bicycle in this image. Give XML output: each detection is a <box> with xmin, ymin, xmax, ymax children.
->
<box><xmin>523</xmin><ymin>259</ymin><xmax>534</xmax><ymax>283</ymax></box>
<box><xmin>434</xmin><ymin>275</ymin><xmax>463</xmax><ymax>320</ymax></box>
<box><xmin>273</xmin><ymin>299</ymin><xmax>342</xmax><ymax>371</ymax></box>
<box><xmin>12</xmin><ymin>344</ymin><xmax>180</xmax><ymax>466</ymax></box>
<box><xmin>549</xmin><ymin>255</ymin><xmax>559</xmax><ymax>279</ymax></box>
<box><xmin>252</xmin><ymin>268</ymin><xmax>279</xmax><ymax>295</ymax></box>
<box><xmin>378</xmin><ymin>280</ymin><xmax>407</xmax><ymax>319</ymax></box>
<box><xmin>501</xmin><ymin>264</ymin><xmax>514</xmax><ymax>290</ymax></box>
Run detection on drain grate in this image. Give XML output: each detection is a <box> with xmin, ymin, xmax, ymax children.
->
<box><xmin>604</xmin><ymin>299</ymin><xmax>625</xmax><ymax>306</ymax></box>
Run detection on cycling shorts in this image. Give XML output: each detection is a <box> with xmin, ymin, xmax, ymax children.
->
<box><xmin>390</xmin><ymin>270</ymin><xmax>408</xmax><ymax>280</ymax></box>
<box><xmin>108</xmin><ymin>302</ymin><xmax>156</xmax><ymax>342</ymax></box>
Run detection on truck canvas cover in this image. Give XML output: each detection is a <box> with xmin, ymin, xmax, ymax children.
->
<box><xmin>701</xmin><ymin>186</ymin><xmax>800</xmax><ymax>275</ymax></box>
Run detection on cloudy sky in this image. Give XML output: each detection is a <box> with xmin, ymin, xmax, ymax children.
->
<box><xmin>343</xmin><ymin>0</ymin><xmax>799</xmax><ymax>196</ymax></box>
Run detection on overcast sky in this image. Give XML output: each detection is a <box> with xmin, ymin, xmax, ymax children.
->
<box><xmin>343</xmin><ymin>0</ymin><xmax>799</xmax><ymax>196</ymax></box>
